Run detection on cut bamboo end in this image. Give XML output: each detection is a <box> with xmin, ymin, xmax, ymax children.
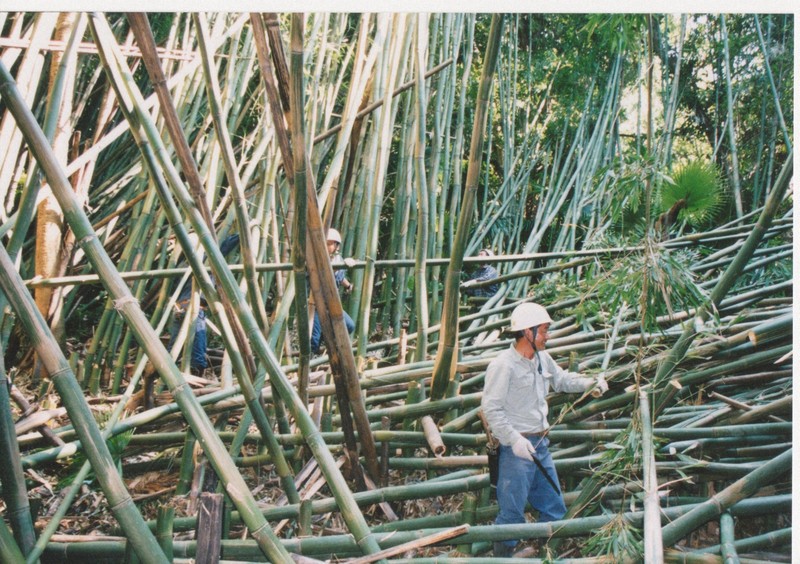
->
<box><xmin>421</xmin><ymin>415</ymin><xmax>446</xmax><ymax>457</ymax></box>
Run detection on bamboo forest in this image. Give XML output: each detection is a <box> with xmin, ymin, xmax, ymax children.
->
<box><xmin>0</xmin><ymin>11</ymin><xmax>793</xmax><ymax>564</ymax></box>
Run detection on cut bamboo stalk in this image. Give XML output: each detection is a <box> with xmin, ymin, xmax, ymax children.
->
<box><xmin>639</xmin><ymin>391</ymin><xmax>664</xmax><ymax>563</ymax></box>
<box><xmin>420</xmin><ymin>415</ymin><xmax>446</xmax><ymax>457</ymax></box>
<box><xmin>718</xmin><ymin>511</ymin><xmax>738</xmax><ymax>563</ymax></box>
<box><xmin>14</xmin><ymin>407</ymin><xmax>65</xmax><ymax>436</ymax></box>
<box><xmin>195</xmin><ymin>493</ymin><xmax>223</xmax><ymax>564</ymax></box>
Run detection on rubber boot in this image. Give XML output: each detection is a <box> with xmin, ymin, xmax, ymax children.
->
<box><xmin>493</xmin><ymin>542</ymin><xmax>514</xmax><ymax>557</ymax></box>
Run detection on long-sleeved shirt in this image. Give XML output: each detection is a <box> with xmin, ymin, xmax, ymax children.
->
<box><xmin>481</xmin><ymin>344</ymin><xmax>594</xmax><ymax>446</ymax></box>
<box><xmin>331</xmin><ymin>253</ymin><xmax>346</xmax><ymax>287</ymax></box>
<box><xmin>465</xmin><ymin>265</ymin><xmax>499</xmax><ymax>297</ymax></box>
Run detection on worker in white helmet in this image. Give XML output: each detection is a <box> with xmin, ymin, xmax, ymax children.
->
<box><xmin>460</xmin><ymin>248</ymin><xmax>499</xmax><ymax>297</ymax></box>
<box><xmin>481</xmin><ymin>302</ymin><xmax>608</xmax><ymax>557</ymax></box>
<box><xmin>311</xmin><ymin>228</ymin><xmax>356</xmax><ymax>354</ymax></box>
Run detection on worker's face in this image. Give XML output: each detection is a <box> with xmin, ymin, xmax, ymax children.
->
<box><xmin>327</xmin><ymin>240</ymin><xmax>339</xmax><ymax>254</ymax></box>
<box><xmin>530</xmin><ymin>323</ymin><xmax>549</xmax><ymax>351</ymax></box>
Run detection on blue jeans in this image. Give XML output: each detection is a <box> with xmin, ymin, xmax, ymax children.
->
<box><xmin>311</xmin><ymin>310</ymin><xmax>355</xmax><ymax>354</ymax></box>
<box><xmin>168</xmin><ymin>309</ymin><xmax>208</xmax><ymax>371</ymax></box>
<box><xmin>495</xmin><ymin>436</ymin><xmax>566</xmax><ymax>549</ymax></box>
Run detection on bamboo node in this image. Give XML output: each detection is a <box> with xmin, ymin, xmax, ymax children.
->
<box><xmin>78</xmin><ymin>234</ymin><xmax>95</xmax><ymax>247</ymax></box>
<box><xmin>113</xmin><ymin>295</ymin><xmax>139</xmax><ymax>311</ymax></box>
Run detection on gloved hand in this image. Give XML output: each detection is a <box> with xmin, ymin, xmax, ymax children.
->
<box><xmin>344</xmin><ymin>257</ymin><xmax>357</xmax><ymax>268</ymax></box>
<box><xmin>511</xmin><ymin>437</ymin><xmax>536</xmax><ymax>461</ymax></box>
<box><xmin>460</xmin><ymin>280</ymin><xmax>476</xmax><ymax>288</ymax></box>
<box><xmin>591</xmin><ymin>375</ymin><xmax>608</xmax><ymax>397</ymax></box>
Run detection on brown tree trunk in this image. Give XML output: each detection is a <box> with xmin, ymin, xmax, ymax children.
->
<box><xmin>34</xmin><ymin>13</ymin><xmax>77</xmax><ymax>332</ymax></box>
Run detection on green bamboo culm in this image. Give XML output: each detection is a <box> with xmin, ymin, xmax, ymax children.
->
<box><xmin>0</xmin><ymin>248</ymin><xmax>167</xmax><ymax>563</ymax></box>
<box><xmin>290</xmin><ymin>12</ymin><xmax>311</xmax><ymax>406</ymax></box>
<box><xmin>431</xmin><ymin>13</ymin><xmax>504</xmax><ymax>399</ymax></box>
<box><xmin>105</xmin><ymin>12</ymin><xmax>382</xmax><ymax>558</ymax></box>
<box><xmin>718</xmin><ymin>511</ymin><xmax>738</xmax><ymax>563</ymax></box>
<box><xmin>0</xmin><ymin>515</ymin><xmax>25</xmax><ymax>564</ymax></box>
<box><xmin>661</xmin><ymin>449</ymin><xmax>792</xmax><ymax>546</ymax></box>
<box><xmin>253</xmin><ymin>10</ymin><xmax>383</xmax><ymax>490</ymax></box>
<box><xmin>0</xmin><ymin>350</ymin><xmax>36</xmax><ymax>557</ymax></box>
<box><xmin>0</xmin><ymin>52</ymin><xmax>292</xmax><ymax>563</ymax></box>
<box><xmin>86</xmin><ymin>13</ymin><xmax>299</xmax><ymax>505</ymax></box>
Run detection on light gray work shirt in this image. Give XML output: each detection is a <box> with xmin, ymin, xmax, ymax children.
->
<box><xmin>481</xmin><ymin>344</ymin><xmax>594</xmax><ymax>446</ymax></box>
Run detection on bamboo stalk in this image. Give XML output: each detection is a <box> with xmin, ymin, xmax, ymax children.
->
<box><xmin>718</xmin><ymin>511</ymin><xmax>738</xmax><ymax>563</ymax></box>
<box><xmin>40</xmin><ymin>496</ymin><xmax>789</xmax><ymax>560</ymax></box>
<box><xmin>346</xmin><ymin>524</ymin><xmax>469</xmax><ymax>564</ymax></box>
<box><xmin>420</xmin><ymin>415</ymin><xmax>446</xmax><ymax>457</ymax></box>
<box><xmin>289</xmin><ymin>13</ymin><xmax>311</xmax><ymax>405</ymax></box>
<box><xmin>0</xmin><ymin>350</ymin><xmax>36</xmax><ymax>557</ymax></box>
<box><xmin>639</xmin><ymin>391</ymin><xmax>664</xmax><ymax>562</ymax></box>
<box><xmin>0</xmin><ymin>241</ymin><xmax>167</xmax><ymax>564</ymax></box>
<box><xmin>0</xmin><ymin>47</ymin><xmax>291</xmax><ymax>562</ymax></box>
<box><xmin>431</xmin><ymin>13</ymin><xmax>504</xmax><ymax>399</ymax></box>
<box><xmin>0</xmin><ymin>515</ymin><xmax>25</xmax><ymax>564</ymax></box>
<box><xmin>88</xmin><ymin>14</ymin><xmax>300</xmax><ymax>506</ymax></box>
<box><xmin>661</xmin><ymin>449</ymin><xmax>792</xmax><ymax>546</ymax></box>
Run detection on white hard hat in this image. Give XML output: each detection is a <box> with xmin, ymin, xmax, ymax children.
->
<box><xmin>479</xmin><ymin>248</ymin><xmax>494</xmax><ymax>257</ymax></box>
<box><xmin>509</xmin><ymin>302</ymin><xmax>552</xmax><ymax>331</ymax></box>
<box><xmin>327</xmin><ymin>228</ymin><xmax>342</xmax><ymax>244</ymax></box>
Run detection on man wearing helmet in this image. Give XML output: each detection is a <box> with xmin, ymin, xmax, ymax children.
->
<box><xmin>460</xmin><ymin>248</ymin><xmax>499</xmax><ymax>297</ymax></box>
<box><xmin>482</xmin><ymin>302</ymin><xmax>608</xmax><ymax>556</ymax></box>
<box><xmin>310</xmin><ymin>228</ymin><xmax>356</xmax><ymax>355</ymax></box>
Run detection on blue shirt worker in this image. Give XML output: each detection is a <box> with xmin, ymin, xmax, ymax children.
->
<box><xmin>310</xmin><ymin>228</ymin><xmax>356</xmax><ymax>355</ymax></box>
<box><xmin>461</xmin><ymin>249</ymin><xmax>499</xmax><ymax>297</ymax></box>
<box><xmin>481</xmin><ymin>302</ymin><xmax>608</xmax><ymax>557</ymax></box>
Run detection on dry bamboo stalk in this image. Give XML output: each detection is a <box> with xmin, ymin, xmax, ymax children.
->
<box><xmin>14</xmin><ymin>408</ymin><xmax>65</xmax><ymax>436</ymax></box>
<box><xmin>363</xmin><ymin>473</ymin><xmax>399</xmax><ymax>521</ymax></box>
<box><xmin>0</xmin><ymin>37</ymin><xmax>196</xmax><ymax>60</ymax></box>
<box><xmin>345</xmin><ymin>524</ymin><xmax>469</xmax><ymax>564</ymax></box>
<box><xmin>728</xmin><ymin>396</ymin><xmax>791</xmax><ymax>425</ymax></box>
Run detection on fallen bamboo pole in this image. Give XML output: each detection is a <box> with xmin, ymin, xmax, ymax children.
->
<box><xmin>346</xmin><ymin>524</ymin><xmax>470</xmax><ymax>564</ymax></box>
<box><xmin>661</xmin><ymin>449</ymin><xmax>792</xmax><ymax>546</ymax></box>
<box><xmin>44</xmin><ymin>496</ymin><xmax>790</xmax><ymax>560</ymax></box>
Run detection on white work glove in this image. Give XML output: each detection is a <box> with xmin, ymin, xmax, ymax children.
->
<box><xmin>591</xmin><ymin>375</ymin><xmax>609</xmax><ymax>398</ymax></box>
<box><xmin>460</xmin><ymin>280</ymin><xmax>476</xmax><ymax>288</ymax></box>
<box><xmin>343</xmin><ymin>257</ymin><xmax>357</xmax><ymax>268</ymax></box>
<box><xmin>511</xmin><ymin>437</ymin><xmax>536</xmax><ymax>461</ymax></box>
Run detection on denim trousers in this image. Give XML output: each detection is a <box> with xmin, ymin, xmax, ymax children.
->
<box><xmin>494</xmin><ymin>436</ymin><xmax>566</xmax><ymax>548</ymax></box>
<box><xmin>310</xmin><ymin>310</ymin><xmax>355</xmax><ymax>354</ymax></box>
<box><xmin>168</xmin><ymin>309</ymin><xmax>208</xmax><ymax>371</ymax></box>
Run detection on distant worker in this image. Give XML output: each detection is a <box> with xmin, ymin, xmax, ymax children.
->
<box><xmin>460</xmin><ymin>248</ymin><xmax>499</xmax><ymax>297</ymax></box>
<box><xmin>482</xmin><ymin>302</ymin><xmax>608</xmax><ymax>557</ymax></box>
<box><xmin>310</xmin><ymin>228</ymin><xmax>356</xmax><ymax>355</ymax></box>
<box><xmin>169</xmin><ymin>233</ymin><xmax>240</xmax><ymax>375</ymax></box>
